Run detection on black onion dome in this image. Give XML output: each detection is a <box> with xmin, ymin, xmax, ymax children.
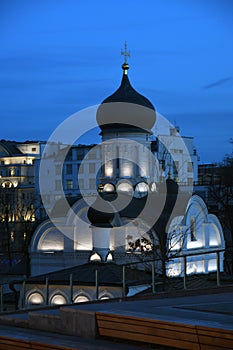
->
<box><xmin>97</xmin><ymin>65</ymin><xmax>156</xmax><ymax>132</ymax></box>
<box><xmin>88</xmin><ymin>197</ymin><xmax>114</xmax><ymax>228</ymax></box>
<box><xmin>102</xmin><ymin>73</ymin><xmax>155</xmax><ymax>110</ymax></box>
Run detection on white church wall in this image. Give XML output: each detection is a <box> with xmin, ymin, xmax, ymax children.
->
<box><xmin>167</xmin><ymin>195</ymin><xmax>225</xmax><ymax>277</ymax></box>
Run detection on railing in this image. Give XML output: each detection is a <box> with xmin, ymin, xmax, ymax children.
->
<box><xmin>122</xmin><ymin>248</ymin><xmax>226</xmax><ymax>295</ymax></box>
<box><xmin>0</xmin><ymin>247</ymin><xmax>232</xmax><ymax>313</ymax></box>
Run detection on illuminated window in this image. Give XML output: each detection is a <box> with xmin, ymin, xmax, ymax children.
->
<box><xmin>28</xmin><ymin>292</ymin><xmax>44</xmax><ymax>305</ymax></box>
<box><xmin>105</xmin><ymin>161</ymin><xmax>113</xmax><ymax>177</ymax></box>
<box><xmin>103</xmin><ymin>183</ymin><xmax>115</xmax><ymax>192</ymax></box>
<box><xmin>2</xmin><ymin>181</ymin><xmax>12</xmax><ymax>188</ymax></box>
<box><xmin>117</xmin><ymin>182</ymin><xmax>133</xmax><ymax>193</ymax></box>
<box><xmin>100</xmin><ymin>295</ymin><xmax>110</xmax><ymax>300</ymax></box>
<box><xmin>51</xmin><ymin>294</ymin><xmax>67</xmax><ymax>305</ymax></box>
<box><xmin>121</xmin><ymin>160</ymin><xmax>132</xmax><ymax>177</ymax></box>
<box><xmin>106</xmin><ymin>252</ymin><xmax>113</xmax><ymax>261</ymax></box>
<box><xmin>90</xmin><ymin>252</ymin><xmax>101</xmax><ymax>261</ymax></box>
<box><xmin>66</xmin><ymin>179</ymin><xmax>73</xmax><ymax>190</ymax></box>
<box><xmin>135</xmin><ymin>182</ymin><xmax>149</xmax><ymax>193</ymax></box>
<box><xmin>74</xmin><ymin>295</ymin><xmax>89</xmax><ymax>303</ymax></box>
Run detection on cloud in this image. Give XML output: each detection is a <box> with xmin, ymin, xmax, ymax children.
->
<box><xmin>204</xmin><ymin>77</ymin><xmax>232</xmax><ymax>89</ymax></box>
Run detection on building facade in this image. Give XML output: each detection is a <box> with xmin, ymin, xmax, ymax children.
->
<box><xmin>28</xmin><ymin>55</ymin><xmax>225</xmax><ymax>282</ymax></box>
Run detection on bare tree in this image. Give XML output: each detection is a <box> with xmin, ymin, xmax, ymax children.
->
<box><xmin>0</xmin><ymin>186</ymin><xmax>36</xmax><ymax>276</ymax></box>
<box><xmin>205</xmin><ymin>158</ymin><xmax>233</xmax><ymax>273</ymax></box>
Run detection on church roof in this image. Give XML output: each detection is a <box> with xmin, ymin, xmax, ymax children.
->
<box><xmin>20</xmin><ymin>262</ymin><xmax>151</xmax><ymax>287</ymax></box>
<box><xmin>100</xmin><ymin>73</ymin><xmax>155</xmax><ymax>112</ymax></box>
<box><xmin>96</xmin><ymin>44</ymin><xmax>156</xmax><ymax>132</ymax></box>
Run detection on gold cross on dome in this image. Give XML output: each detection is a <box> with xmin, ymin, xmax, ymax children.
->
<box><xmin>121</xmin><ymin>41</ymin><xmax>130</xmax><ymax>63</ymax></box>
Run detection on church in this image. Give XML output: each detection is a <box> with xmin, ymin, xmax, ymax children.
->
<box><xmin>22</xmin><ymin>46</ymin><xmax>225</xmax><ymax>307</ymax></box>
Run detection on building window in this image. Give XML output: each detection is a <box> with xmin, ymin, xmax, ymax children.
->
<box><xmin>78</xmin><ymin>178</ymin><xmax>84</xmax><ymax>189</ymax></box>
<box><xmin>188</xmin><ymin>177</ymin><xmax>193</xmax><ymax>186</ymax></box>
<box><xmin>74</xmin><ymin>295</ymin><xmax>89</xmax><ymax>303</ymax></box>
<box><xmin>55</xmin><ymin>165</ymin><xmax>61</xmax><ymax>175</ymax></box>
<box><xmin>78</xmin><ymin>163</ymin><xmax>84</xmax><ymax>174</ymax></box>
<box><xmin>66</xmin><ymin>164</ymin><xmax>72</xmax><ymax>175</ymax></box>
<box><xmin>66</xmin><ymin>149</ymin><xmax>72</xmax><ymax>161</ymax></box>
<box><xmin>51</xmin><ymin>294</ymin><xmax>67</xmax><ymax>305</ymax></box>
<box><xmin>89</xmin><ymin>163</ymin><xmax>95</xmax><ymax>174</ymax></box>
<box><xmin>66</xmin><ymin>179</ymin><xmax>73</xmax><ymax>190</ymax></box>
<box><xmin>89</xmin><ymin>178</ymin><xmax>96</xmax><ymax>189</ymax></box>
<box><xmin>28</xmin><ymin>292</ymin><xmax>44</xmax><ymax>305</ymax></box>
<box><xmin>31</xmin><ymin>147</ymin><xmax>36</xmax><ymax>152</ymax></box>
<box><xmin>87</xmin><ymin>150</ymin><xmax>96</xmax><ymax>159</ymax></box>
<box><xmin>55</xmin><ymin>180</ymin><xmax>61</xmax><ymax>191</ymax></box>
<box><xmin>187</xmin><ymin>162</ymin><xmax>193</xmax><ymax>172</ymax></box>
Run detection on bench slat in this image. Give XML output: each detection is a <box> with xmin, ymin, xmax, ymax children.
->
<box><xmin>0</xmin><ymin>336</ymin><xmax>74</xmax><ymax>350</ymax></box>
<box><xmin>96</xmin><ymin>312</ymin><xmax>197</xmax><ymax>332</ymax></box>
<box><xmin>98</xmin><ymin>327</ymin><xmax>200</xmax><ymax>350</ymax></box>
<box><xmin>97</xmin><ymin>319</ymin><xmax>199</xmax><ymax>343</ymax></box>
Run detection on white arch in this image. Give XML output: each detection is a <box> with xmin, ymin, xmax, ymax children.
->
<box><xmin>50</xmin><ymin>290</ymin><xmax>68</xmax><ymax>305</ymax></box>
<box><xmin>184</xmin><ymin>194</ymin><xmax>208</xmax><ymax>225</ymax></box>
<box><xmin>99</xmin><ymin>289</ymin><xmax>114</xmax><ymax>300</ymax></box>
<box><xmin>26</xmin><ymin>289</ymin><xmax>45</xmax><ymax>306</ymax></box>
<box><xmin>73</xmin><ymin>290</ymin><xmax>91</xmax><ymax>303</ymax></box>
<box><xmin>207</xmin><ymin>214</ymin><xmax>225</xmax><ymax>248</ymax></box>
<box><xmin>30</xmin><ymin>220</ymin><xmax>55</xmax><ymax>253</ymax></box>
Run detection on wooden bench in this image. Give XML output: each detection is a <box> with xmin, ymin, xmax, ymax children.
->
<box><xmin>0</xmin><ymin>336</ymin><xmax>74</xmax><ymax>350</ymax></box>
<box><xmin>196</xmin><ymin>325</ymin><xmax>233</xmax><ymax>350</ymax></box>
<box><xmin>96</xmin><ymin>312</ymin><xmax>233</xmax><ymax>350</ymax></box>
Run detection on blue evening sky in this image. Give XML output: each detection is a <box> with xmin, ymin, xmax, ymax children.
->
<box><xmin>0</xmin><ymin>0</ymin><xmax>232</xmax><ymax>163</ymax></box>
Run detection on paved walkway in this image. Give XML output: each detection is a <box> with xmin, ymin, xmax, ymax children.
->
<box><xmin>0</xmin><ymin>287</ymin><xmax>233</xmax><ymax>349</ymax></box>
<box><xmin>69</xmin><ymin>289</ymin><xmax>233</xmax><ymax>330</ymax></box>
<box><xmin>0</xmin><ymin>324</ymin><xmax>148</xmax><ymax>350</ymax></box>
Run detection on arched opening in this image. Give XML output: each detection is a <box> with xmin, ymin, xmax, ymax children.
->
<box><xmin>106</xmin><ymin>252</ymin><xmax>113</xmax><ymax>261</ymax></box>
<box><xmin>99</xmin><ymin>295</ymin><xmax>110</xmax><ymax>300</ymax></box>
<box><xmin>27</xmin><ymin>292</ymin><xmax>44</xmax><ymax>305</ymax></box>
<box><xmin>117</xmin><ymin>181</ymin><xmax>133</xmax><ymax>194</ymax></box>
<box><xmin>89</xmin><ymin>252</ymin><xmax>101</xmax><ymax>261</ymax></box>
<box><xmin>73</xmin><ymin>295</ymin><xmax>90</xmax><ymax>303</ymax></box>
<box><xmin>103</xmin><ymin>183</ymin><xmax>115</xmax><ymax>192</ymax></box>
<box><xmin>50</xmin><ymin>294</ymin><xmax>67</xmax><ymax>305</ymax></box>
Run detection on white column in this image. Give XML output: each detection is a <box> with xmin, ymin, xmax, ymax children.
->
<box><xmin>91</xmin><ymin>226</ymin><xmax>110</xmax><ymax>261</ymax></box>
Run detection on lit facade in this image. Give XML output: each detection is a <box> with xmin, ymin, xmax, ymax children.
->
<box><xmin>153</xmin><ymin>126</ymin><xmax>198</xmax><ymax>186</ymax></box>
<box><xmin>0</xmin><ymin>140</ymin><xmax>41</xmax><ymax>222</ymax></box>
<box><xmin>28</xmin><ymin>57</ymin><xmax>225</xmax><ymax>288</ymax></box>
